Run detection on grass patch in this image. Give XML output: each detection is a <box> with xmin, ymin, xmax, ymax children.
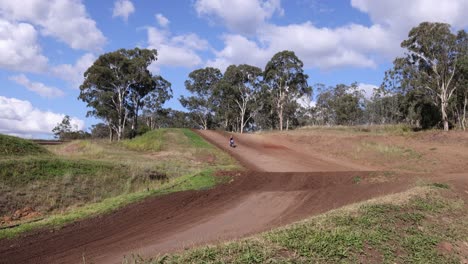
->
<box><xmin>361</xmin><ymin>141</ymin><xmax>422</xmax><ymax>159</ymax></box>
<box><xmin>0</xmin><ymin>158</ymin><xmax>167</xmax><ymax>216</ymax></box>
<box><xmin>0</xmin><ymin>134</ymin><xmax>50</xmax><ymax>157</ymax></box>
<box><xmin>181</xmin><ymin>129</ymin><xmax>213</xmax><ymax>149</ymax></box>
<box><xmin>139</xmin><ymin>187</ymin><xmax>467</xmax><ymax>263</ymax></box>
<box><xmin>430</xmin><ymin>183</ymin><xmax>450</xmax><ymax>189</ymax></box>
<box><xmin>353</xmin><ymin>176</ymin><xmax>362</xmax><ymax>184</ymax></box>
<box><xmin>121</xmin><ymin>130</ymin><xmax>166</xmax><ymax>151</ymax></box>
<box><xmin>0</xmin><ymin>158</ymin><xmax>120</xmax><ymax>185</ymax></box>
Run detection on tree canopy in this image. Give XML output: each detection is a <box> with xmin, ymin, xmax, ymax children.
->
<box><xmin>79</xmin><ymin>48</ymin><xmax>172</xmax><ymax>141</ymax></box>
<box><xmin>383</xmin><ymin>22</ymin><xmax>467</xmax><ymax>131</ymax></box>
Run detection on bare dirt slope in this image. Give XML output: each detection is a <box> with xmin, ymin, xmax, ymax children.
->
<box><xmin>0</xmin><ymin>130</ymin><xmax>432</xmax><ymax>264</ymax></box>
<box><xmin>198</xmin><ymin>130</ymin><xmax>369</xmax><ymax>172</ymax></box>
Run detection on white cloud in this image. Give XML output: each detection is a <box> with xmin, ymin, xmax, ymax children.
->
<box><xmin>0</xmin><ymin>96</ymin><xmax>84</xmax><ymax>137</ymax></box>
<box><xmin>52</xmin><ymin>53</ymin><xmax>96</xmax><ymax>89</ymax></box>
<box><xmin>0</xmin><ymin>0</ymin><xmax>106</xmax><ymax>51</ymax></box>
<box><xmin>297</xmin><ymin>95</ymin><xmax>316</xmax><ymax>109</ymax></box>
<box><xmin>194</xmin><ymin>0</ymin><xmax>283</xmax><ymax>34</ymax></box>
<box><xmin>205</xmin><ymin>0</ymin><xmax>468</xmax><ymax>71</ymax></box>
<box><xmin>9</xmin><ymin>74</ymin><xmax>65</xmax><ymax>98</ymax></box>
<box><xmin>155</xmin><ymin>13</ymin><xmax>169</xmax><ymax>27</ymax></box>
<box><xmin>206</xmin><ymin>34</ymin><xmax>271</xmax><ymax>71</ymax></box>
<box><xmin>349</xmin><ymin>0</ymin><xmax>468</xmax><ymax>56</ymax></box>
<box><xmin>351</xmin><ymin>0</ymin><xmax>468</xmax><ymax>31</ymax></box>
<box><xmin>113</xmin><ymin>0</ymin><xmax>135</xmax><ymax>22</ymax></box>
<box><xmin>147</xmin><ymin>27</ymin><xmax>210</xmax><ymax>69</ymax></box>
<box><xmin>261</xmin><ymin>23</ymin><xmax>381</xmax><ymax>68</ymax></box>
<box><xmin>0</xmin><ymin>19</ymin><xmax>48</xmax><ymax>72</ymax></box>
<box><xmin>207</xmin><ymin>22</ymin><xmax>385</xmax><ymax>71</ymax></box>
<box><xmin>358</xmin><ymin>83</ymin><xmax>378</xmax><ymax>99</ymax></box>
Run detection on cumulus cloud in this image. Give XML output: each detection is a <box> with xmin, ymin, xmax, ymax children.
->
<box><xmin>155</xmin><ymin>13</ymin><xmax>170</xmax><ymax>27</ymax></box>
<box><xmin>206</xmin><ymin>34</ymin><xmax>271</xmax><ymax>71</ymax></box>
<box><xmin>204</xmin><ymin>0</ymin><xmax>468</xmax><ymax>71</ymax></box>
<box><xmin>52</xmin><ymin>53</ymin><xmax>96</xmax><ymax>89</ymax></box>
<box><xmin>9</xmin><ymin>74</ymin><xmax>65</xmax><ymax>98</ymax></box>
<box><xmin>0</xmin><ymin>0</ymin><xmax>106</xmax><ymax>51</ymax></box>
<box><xmin>194</xmin><ymin>0</ymin><xmax>283</xmax><ymax>34</ymax></box>
<box><xmin>351</xmin><ymin>0</ymin><xmax>468</xmax><ymax>31</ymax></box>
<box><xmin>0</xmin><ymin>96</ymin><xmax>84</xmax><ymax>138</ymax></box>
<box><xmin>147</xmin><ymin>27</ymin><xmax>210</xmax><ymax>69</ymax></box>
<box><xmin>206</xmin><ymin>22</ymin><xmax>386</xmax><ymax>71</ymax></box>
<box><xmin>0</xmin><ymin>19</ymin><xmax>48</xmax><ymax>72</ymax></box>
<box><xmin>358</xmin><ymin>83</ymin><xmax>378</xmax><ymax>99</ymax></box>
<box><xmin>113</xmin><ymin>0</ymin><xmax>135</xmax><ymax>21</ymax></box>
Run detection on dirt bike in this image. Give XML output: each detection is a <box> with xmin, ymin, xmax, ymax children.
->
<box><xmin>229</xmin><ymin>140</ymin><xmax>236</xmax><ymax>148</ymax></box>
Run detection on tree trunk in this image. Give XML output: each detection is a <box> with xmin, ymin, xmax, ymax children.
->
<box><xmin>117</xmin><ymin>126</ymin><xmax>122</xmax><ymax>141</ymax></box>
<box><xmin>462</xmin><ymin>95</ymin><xmax>467</xmax><ymax>131</ymax></box>
<box><xmin>240</xmin><ymin>108</ymin><xmax>245</xmax><ymax>134</ymax></box>
<box><xmin>109</xmin><ymin>127</ymin><xmax>113</xmax><ymax>142</ymax></box>
<box><xmin>441</xmin><ymin>101</ymin><xmax>449</xmax><ymax>131</ymax></box>
<box><xmin>286</xmin><ymin>118</ymin><xmax>289</xmax><ymax>131</ymax></box>
<box><xmin>279</xmin><ymin>104</ymin><xmax>283</xmax><ymax>131</ymax></box>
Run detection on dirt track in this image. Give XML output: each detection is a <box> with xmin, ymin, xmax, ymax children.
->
<box><xmin>0</xmin><ymin>130</ymin><xmax>411</xmax><ymax>264</ymax></box>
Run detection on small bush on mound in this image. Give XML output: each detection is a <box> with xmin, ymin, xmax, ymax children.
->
<box><xmin>0</xmin><ymin>134</ymin><xmax>50</xmax><ymax>157</ymax></box>
<box><xmin>121</xmin><ymin>130</ymin><xmax>165</xmax><ymax>151</ymax></box>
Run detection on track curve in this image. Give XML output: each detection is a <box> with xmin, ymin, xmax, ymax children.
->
<box><xmin>0</xmin><ymin>130</ymin><xmax>407</xmax><ymax>264</ymax></box>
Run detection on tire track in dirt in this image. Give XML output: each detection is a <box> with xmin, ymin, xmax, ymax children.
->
<box><xmin>0</xmin><ymin>131</ymin><xmax>408</xmax><ymax>264</ymax></box>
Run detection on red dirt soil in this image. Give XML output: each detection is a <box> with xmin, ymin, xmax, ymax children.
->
<box><xmin>0</xmin><ymin>130</ymin><xmax>423</xmax><ymax>264</ymax></box>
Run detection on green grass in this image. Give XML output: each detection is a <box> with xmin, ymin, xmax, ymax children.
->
<box><xmin>121</xmin><ymin>129</ymin><xmax>166</xmax><ymax>151</ymax></box>
<box><xmin>0</xmin><ymin>158</ymin><xmax>159</xmax><ymax>216</ymax></box>
<box><xmin>181</xmin><ymin>129</ymin><xmax>213</xmax><ymax>149</ymax></box>
<box><xmin>136</xmin><ymin>187</ymin><xmax>467</xmax><ymax>264</ymax></box>
<box><xmin>430</xmin><ymin>183</ymin><xmax>450</xmax><ymax>189</ymax></box>
<box><xmin>0</xmin><ymin>134</ymin><xmax>50</xmax><ymax>157</ymax></box>
<box><xmin>0</xmin><ymin>158</ymin><xmax>121</xmax><ymax>185</ymax></box>
<box><xmin>361</xmin><ymin>141</ymin><xmax>422</xmax><ymax>159</ymax></box>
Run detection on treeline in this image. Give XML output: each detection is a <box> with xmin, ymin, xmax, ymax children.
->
<box><xmin>70</xmin><ymin>22</ymin><xmax>466</xmax><ymax>141</ymax></box>
<box><xmin>178</xmin><ymin>22</ymin><xmax>467</xmax><ymax>132</ymax></box>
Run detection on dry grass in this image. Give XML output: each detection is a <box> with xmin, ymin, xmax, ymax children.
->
<box><xmin>0</xmin><ymin>129</ymin><xmax>239</xmax><ymax>233</ymax></box>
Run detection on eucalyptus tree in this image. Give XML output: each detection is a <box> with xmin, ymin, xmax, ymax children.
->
<box><xmin>140</xmin><ymin>76</ymin><xmax>172</xmax><ymax>131</ymax></box>
<box><xmin>180</xmin><ymin>67</ymin><xmax>222</xmax><ymax>130</ymax></box>
<box><xmin>453</xmin><ymin>30</ymin><xmax>468</xmax><ymax>130</ymax></box>
<box><xmin>52</xmin><ymin>115</ymin><xmax>72</xmax><ymax>140</ymax></box>
<box><xmin>385</xmin><ymin>22</ymin><xmax>467</xmax><ymax>131</ymax></box>
<box><xmin>79</xmin><ymin>48</ymin><xmax>171</xmax><ymax>141</ymax></box>
<box><xmin>315</xmin><ymin>83</ymin><xmax>364</xmax><ymax>126</ymax></box>
<box><xmin>264</xmin><ymin>50</ymin><xmax>311</xmax><ymax>130</ymax></box>
<box><xmin>221</xmin><ymin>64</ymin><xmax>262</xmax><ymax>133</ymax></box>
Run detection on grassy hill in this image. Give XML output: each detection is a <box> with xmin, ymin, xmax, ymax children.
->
<box><xmin>0</xmin><ymin>129</ymin><xmax>238</xmax><ymax>238</ymax></box>
<box><xmin>0</xmin><ymin>134</ymin><xmax>50</xmax><ymax>157</ymax></box>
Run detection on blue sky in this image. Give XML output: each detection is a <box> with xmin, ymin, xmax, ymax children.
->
<box><xmin>1</xmin><ymin>0</ymin><xmax>467</xmax><ymax>138</ymax></box>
